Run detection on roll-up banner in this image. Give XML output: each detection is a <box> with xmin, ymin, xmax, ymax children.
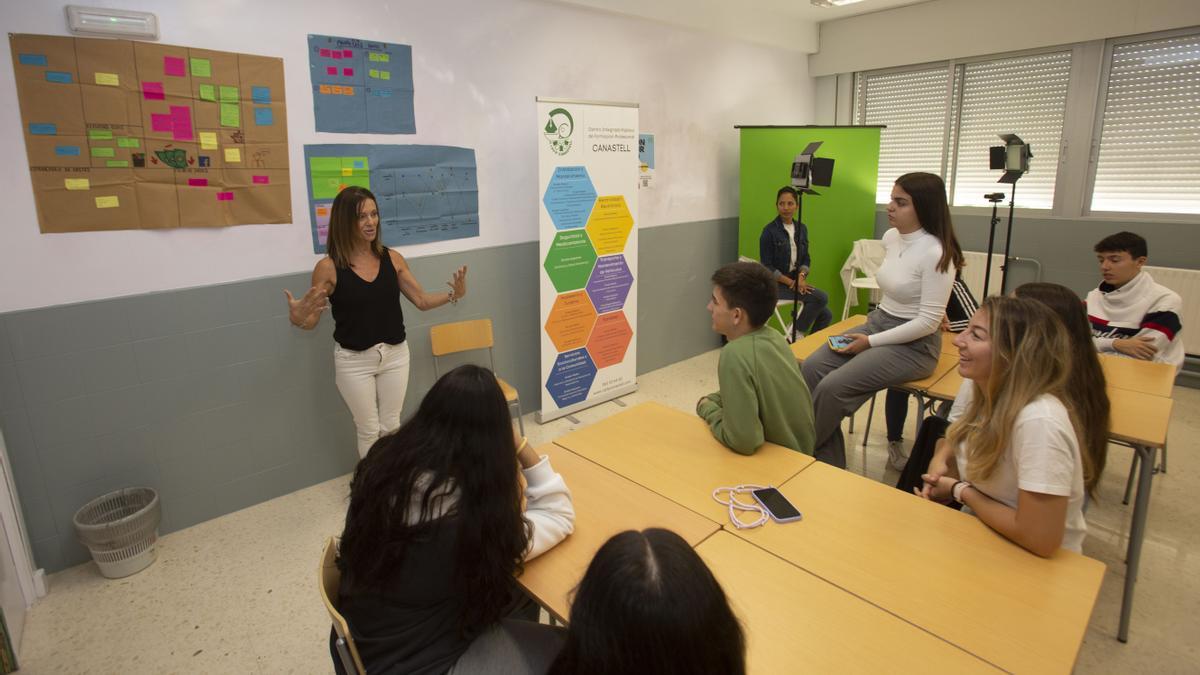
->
<box><xmin>536</xmin><ymin>98</ymin><xmax>639</xmax><ymax>422</ymax></box>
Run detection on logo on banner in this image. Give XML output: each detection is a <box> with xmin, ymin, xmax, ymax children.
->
<box><xmin>543</xmin><ymin>107</ymin><xmax>574</xmax><ymax>155</ymax></box>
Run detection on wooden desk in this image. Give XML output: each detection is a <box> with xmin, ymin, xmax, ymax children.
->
<box><xmin>790</xmin><ymin>314</ymin><xmax>867</xmax><ymax>363</ymax></box>
<box><xmin>1107</xmin><ymin>386</ymin><xmax>1173</xmax><ymax>449</ymax></box>
<box><xmin>925</xmin><ymin>367</ymin><xmax>964</xmax><ymax>402</ymax></box>
<box><xmin>941</xmin><ymin>330</ymin><xmax>956</xmax><ymax>353</ymax></box>
<box><xmin>730</xmin><ymin>462</ymin><xmax>1105</xmax><ymax>674</ymax></box>
<box><xmin>518</xmin><ymin>445</ymin><xmax>719</xmax><ymax>622</ymax></box>
<box><xmin>899</xmin><ymin>350</ymin><xmax>959</xmax><ymax>393</ymax></box>
<box><xmin>697</xmin><ymin>532</ymin><xmax>1001</xmax><ymax>674</ymax></box>
<box><xmin>552</xmin><ymin>402</ymin><xmax>813</xmax><ymax>523</ymax></box>
<box><xmin>1099</xmin><ymin>354</ymin><xmax>1176</xmax><ymax>398</ymax></box>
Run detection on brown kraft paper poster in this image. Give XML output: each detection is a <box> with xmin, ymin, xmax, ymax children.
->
<box><xmin>10</xmin><ymin>33</ymin><xmax>291</xmax><ymax>233</ymax></box>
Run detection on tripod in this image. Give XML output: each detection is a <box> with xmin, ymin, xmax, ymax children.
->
<box><xmin>982</xmin><ymin>181</ymin><xmax>1018</xmax><ymax>298</ymax></box>
<box><xmin>788</xmin><ymin>191</ymin><xmax>807</xmax><ymax>343</ymax></box>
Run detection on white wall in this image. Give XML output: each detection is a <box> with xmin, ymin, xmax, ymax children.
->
<box><xmin>0</xmin><ymin>0</ymin><xmax>813</xmax><ymax>312</ymax></box>
<box><xmin>810</xmin><ymin>0</ymin><xmax>1200</xmax><ymax>76</ymax></box>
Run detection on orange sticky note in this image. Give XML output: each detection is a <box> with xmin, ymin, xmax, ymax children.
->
<box><xmin>316</xmin><ymin>207</ymin><xmax>328</xmax><ymax>216</ymax></box>
<box><xmin>95</xmin><ymin>195</ymin><xmax>119</xmax><ymax>208</ymax></box>
<box><xmin>343</xmin><ymin>86</ymin><xmax>354</xmax><ymax>96</ymax></box>
<box><xmin>319</xmin><ymin>84</ymin><xmax>331</xmax><ymax>95</ymax></box>
<box><xmin>331</xmin><ymin>86</ymin><xmax>343</xmax><ymax>95</ymax></box>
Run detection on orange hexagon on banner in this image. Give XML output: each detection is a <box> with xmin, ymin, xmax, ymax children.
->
<box><xmin>544</xmin><ymin>291</ymin><xmax>598</xmax><ymax>352</ymax></box>
<box><xmin>586</xmin><ymin>311</ymin><xmax>633</xmax><ymax>368</ymax></box>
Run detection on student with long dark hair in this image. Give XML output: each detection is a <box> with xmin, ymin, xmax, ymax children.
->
<box><xmin>286</xmin><ymin>186</ymin><xmax>468</xmax><ymax>458</ymax></box>
<box><xmin>802</xmin><ymin>172</ymin><xmax>963</xmax><ymax>468</ymax></box>
<box><xmin>917</xmin><ymin>297</ymin><xmax>1088</xmax><ymax>556</ymax></box>
<box><xmin>1013</xmin><ymin>282</ymin><xmax>1110</xmax><ymax>495</ymax></box>
<box><xmin>549</xmin><ymin>529</ymin><xmax>745</xmax><ymax>675</ymax></box>
<box><xmin>336</xmin><ymin>364</ymin><xmax>574</xmax><ymax>674</ymax></box>
<box><xmin>759</xmin><ymin>186</ymin><xmax>832</xmax><ymax>336</ymax></box>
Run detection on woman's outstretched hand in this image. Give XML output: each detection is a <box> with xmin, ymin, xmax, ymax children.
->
<box><xmin>285</xmin><ymin>286</ymin><xmax>327</xmax><ymax>328</ymax></box>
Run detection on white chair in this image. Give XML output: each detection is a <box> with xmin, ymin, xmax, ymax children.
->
<box><xmin>840</xmin><ymin>239</ymin><xmax>885</xmax><ymax>321</ymax></box>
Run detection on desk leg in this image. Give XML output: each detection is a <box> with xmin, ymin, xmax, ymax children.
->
<box><xmin>1118</xmin><ymin>444</ymin><xmax>1155</xmax><ymax>643</ymax></box>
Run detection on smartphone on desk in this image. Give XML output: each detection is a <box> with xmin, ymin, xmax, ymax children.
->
<box><xmin>828</xmin><ymin>335</ymin><xmax>854</xmax><ymax>350</ymax></box>
<box><xmin>752</xmin><ymin>487</ymin><xmax>803</xmax><ymax>523</ymax></box>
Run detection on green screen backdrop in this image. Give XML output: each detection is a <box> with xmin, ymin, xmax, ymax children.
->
<box><xmin>738</xmin><ymin>126</ymin><xmax>882</xmax><ymax>333</ymax></box>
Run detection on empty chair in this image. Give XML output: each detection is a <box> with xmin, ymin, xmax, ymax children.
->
<box><xmin>430</xmin><ymin>318</ymin><xmax>525</xmax><ymax>435</ymax></box>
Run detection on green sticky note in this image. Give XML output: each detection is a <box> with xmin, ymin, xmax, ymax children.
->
<box><xmin>91</xmin><ymin>147</ymin><xmax>115</xmax><ymax>157</ymax></box>
<box><xmin>220</xmin><ymin>103</ymin><xmax>240</xmax><ymax>127</ymax></box>
<box><xmin>190</xmin><ymin>57</ymin><xmax>211</xmax><ymax>77</ymax></box>
<box><xmin>309</xmin><ymin>157</ymin><xmax>341</xmax><ymax>174</ymax></box>
<box><xmin>219</xmin><ymin>85</ymin><xmax>239</xmax><ymax>103</ymax></box>
<box><xmin>199</xmin><ymin>84</ymin><xmax>216</xmax><ymax>101</ymax></box>
<box><xmin>106</xmin><ymin>160</ymin><xmax>129</xmax><ymax>167</ymax></box>
<box><xmin>379</xmin><ymin>53</ymin><xmax>389</xmax><ymax>63</ymax></box>
<box><xmin>116</xmin><ymin>137</ymin><xmax>140</xmax><ymax>148</ymax></box>
<box><xmin>380</xmin><ymin>70</ymin><xmax>390</xmax><ymax>81</ymax></box>
<box><xmin>368</xmin><ymin>69</ymin><xmax>379</xmax><ymax>79</ymax></box>
<box><xmin>88</xmin><ymin>129</ymin><xmax>113</xmax><ymax>140</ymax></box>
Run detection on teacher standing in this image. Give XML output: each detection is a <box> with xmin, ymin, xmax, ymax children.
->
<box><xmin>286</xmin><ymin>186</ymin><xmax>468</xmax><ymax>458</ymax></box>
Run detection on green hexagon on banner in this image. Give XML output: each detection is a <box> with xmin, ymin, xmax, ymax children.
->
<box><xmin>543</xmin><ymin>229</ymin><xmax>598</xmax><ymax>292</ymax></box>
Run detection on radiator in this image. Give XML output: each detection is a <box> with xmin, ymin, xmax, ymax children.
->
<box><xmin>1144</xmin><ymin>265</ymin><xmax>1200</xmax><ymax>357</ymax></box>
<box><xmin>960</xmin><ymin>251</ymin><xmax>1007</xmax><ymax>299</ymax></box>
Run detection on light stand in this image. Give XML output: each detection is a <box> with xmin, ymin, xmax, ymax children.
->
<box><xmin>786</xmin><ymin>142</ymin><xmax>834</xmax><ymax>342</ymax></box>
<box><xmin>982</xmin><ymin>133</ymin><xmax>1031</xmax><ymax>297</ymax></box>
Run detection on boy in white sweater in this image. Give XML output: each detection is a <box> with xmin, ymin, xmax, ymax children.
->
<box><xmin>1088</xmin><ymin>231</ymin><xmax>1184</xmax><ymax>372</ymax></box>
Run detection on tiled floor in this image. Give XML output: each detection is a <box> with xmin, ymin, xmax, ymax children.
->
<box><xmin>16</xmin><ymin>350</ymin><xmax>1200</xmax><ymax>673</ymax></box>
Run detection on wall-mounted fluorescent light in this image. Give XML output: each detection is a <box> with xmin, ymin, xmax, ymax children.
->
<box><xmin>811</xmin><ymin>0</ymin><xmax>866</xmax><ymax>7</ymax></box>
<box><xmin>65</xmin><ymin>6</ymin><xmax>159</xmax><ymax>40</ymax></box>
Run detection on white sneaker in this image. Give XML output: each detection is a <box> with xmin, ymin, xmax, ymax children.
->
<box><xmin>887</xmin><ymin>440</ymin><xmax>908</xmax><ymax>471</ymax></box>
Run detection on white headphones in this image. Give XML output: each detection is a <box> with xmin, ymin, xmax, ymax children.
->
<box><xmin>711</xmin><ymin>484</ymin><xmax>769</xmax><ymax>529</ymax></box>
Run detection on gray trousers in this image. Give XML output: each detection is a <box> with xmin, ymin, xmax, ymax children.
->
<box><xmin>450</xmin><ymin>619</ymin><xmax>565</xmax><ymax>675</ymax></box>
<box><xmin>801</xmin><ymin>310</ymin><xmax>940</xmax><ymax>469</ymax></box>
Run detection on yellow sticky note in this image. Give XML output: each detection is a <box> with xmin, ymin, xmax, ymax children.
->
<box><xmin>368</xmin><ymin>69</ymin><xmax>379</xmax><ymax>79</ymax></box>
<box><xmin>95</xmin><ymin>196</ymin><xmax>119</xmax><ymax>208</ymax></box>
<box><xmin>341</xmin><ymin>167</ymin><xmax>353</xmax><ymax>176</ymax></box>
<box><xmin>95</xmin><ymin>72</ymin><xmax>119</xmax><ymax>86</ymax></box>
<box><xmin>65</xmin><ymin>178</ymin><xmax>90</xmax><ymax>190</ymax></box>
<box><xmin>199</xmin><ymin>132</ymin><xmax>218</xmax><ymax>150</ymax></box>
<box><xmin>224</xmin><ymin>148</ymin><xmax>241</xmax><ymax>163</ymax></box>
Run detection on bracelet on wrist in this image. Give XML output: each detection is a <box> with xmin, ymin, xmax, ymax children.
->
<box><xmin>952</xmin><ymin>480</ymin><xmax>971</xmax><ymax>504</ymax></box>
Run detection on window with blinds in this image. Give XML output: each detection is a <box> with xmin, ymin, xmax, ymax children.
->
<box><xmin>855</xmin><ymin>67</ymin><xmax>952</xmax><ymax>203</ymax></box>
<box><xmin>1090</xmin><ymin>32</ymin><xmax>1200</xmax><ymax>215</ymax></box>
<box><xmin>856</xmin><ymin>52</ymin><xmax>1071</xmax><ymax>208</ymax></box>
<box><xmin>951</xmin><ymin>52</ymin><xmax>1071</xmax><ymax>209</ymax></box>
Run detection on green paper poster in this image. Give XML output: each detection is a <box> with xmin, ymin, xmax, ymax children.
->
<box><xmin>738</xmin><ymin>126</ymin><xmax>881</xmax><ymax>332</ymax></box>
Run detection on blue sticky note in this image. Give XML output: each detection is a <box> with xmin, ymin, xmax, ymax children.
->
<box><xmin>254</xmin><ymin>107</ymin><xmax>273</xmax><ymax>126</ymax></box>
<box><xmin>29</xmin><ymin>123</ymin><xmax>57</xmax><ymax>135</ymax></box>
<box><xmin>18</xmin><ymin>54</ymin><xmax>48</xmax><ymax>66</ymax></box>
<box><xmin>251</xmin><ymin>86</ymin><xmax>270</xmax><ymax>104</ymax></box>
<box><xmin>55</xmin><ymin>145</ymin><xmax>81</xmax><ymax>156</ymax></box>
<box><xmin>353</xmin><ymin>160</ymin><xmax>364</xmax><ymax>168</ymax></box>
<box><xmin>45</xmin><ymin>71</ymin><xmax>73</xmax><ymax>84</ymax></box>
<box><xmin>372</xmin><ymin>88</ymin><xmax>392</xmax><ymax>98</ymax></box>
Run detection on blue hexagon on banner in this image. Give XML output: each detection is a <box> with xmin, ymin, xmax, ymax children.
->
<box><xmin>542</xmin><ymin>166</ymin><xmax>597</xmax><ymax>230</ymax></box>
<box><xmin>545</xmin><ymin>348</ymin><xmax>598</xmax><ymax>408</ymax></box>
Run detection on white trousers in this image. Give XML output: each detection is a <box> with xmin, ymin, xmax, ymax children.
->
<box><xmin>333</xmin><ymin>341</ymin><xmax>411</xmax><ymax>458</ymax></box>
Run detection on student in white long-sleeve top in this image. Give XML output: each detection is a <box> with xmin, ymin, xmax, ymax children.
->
<box><xmin>802</xmin><ymin>172</ymin><xmax>964</xmax><ymax>469</ymax></box>
<box><xmin>333</xmin><ymin>364</ymin><xmax>574</xmax><ymax>675</ymax></box>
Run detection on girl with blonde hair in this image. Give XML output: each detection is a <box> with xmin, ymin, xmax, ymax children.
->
<box><xmin>917</xmin><ymin>296</ymin><xmax>1089</xmax><ymax>556</ymax></box>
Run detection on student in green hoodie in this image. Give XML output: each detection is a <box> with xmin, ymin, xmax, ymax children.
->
<box><xmin>696</xmin><ymin>262</ymin><xmax>816</xmax><ymax>456</ymax></box>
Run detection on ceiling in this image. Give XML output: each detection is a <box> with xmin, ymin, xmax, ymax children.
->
<box><xmin>547</xmin><ymin>0</ymin><xmax>932</xmax><ymax>53</ymax></box>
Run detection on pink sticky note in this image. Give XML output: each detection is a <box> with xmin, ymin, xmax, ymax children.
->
<box><xmin>151</xmin><ymin>114</ymin><xmax>173</xmax><ymax>132</ymax></box>
<box><xmin>319</xmin><ymin>48</ymin><xmax>332</xmax><ymax>57</ymax></box>
<box><xmin>343</xmin><ymin>68</ymin><xmax>353</xmax><ymax>77</ymax></box>
<box><xmin>343</xmin><ymin>50</ymin><xmax>352</xmax><ymax>58</ymax></box>
<box><xmin>331</xmin><ymin>51</ymin><xmax>342</xmax><ymax>60</ymax></box>
<box><xmin>252</xmin><ymin>175</ymin><xmax>269</xmax><ymax>184</ymax></box>
<box><xmin>188</xmin><ymin>178</ymin><xmax>208</xmax><ymax>187</ymax></box>
<box><xmin>142</xmin><ymin>82</ymin><xmax>164</xmax><ymax>100</ymax></box>
<box><xmin>163</xmin><ymin>56</ymin><xmax>185</xmax><ymax>77</ymax></box>
<box><xmin>217</xmin><ymin>192</ymin><xmax>234</xmax><ymax>201</ymax></box>
<box><xmin>168</xmin><ymin>105</ymin><xmax>193</xmax><ymax>140</ymax></box>
<box><xmin>326</xmin><ymin>66</ymin><xmax>337</xmax><ymax>75</ymax></box>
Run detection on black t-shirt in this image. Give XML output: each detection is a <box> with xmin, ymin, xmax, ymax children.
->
<box><xmin>330</xmin><ymin>251</ymin><xmax>407</xmax><ymax>350</ymax></box>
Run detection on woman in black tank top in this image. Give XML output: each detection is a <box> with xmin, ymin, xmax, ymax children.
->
<box><xmin>285</xmin><ymin>186</ymin><xmax>468</xmax><ymax>458</ymax></box>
